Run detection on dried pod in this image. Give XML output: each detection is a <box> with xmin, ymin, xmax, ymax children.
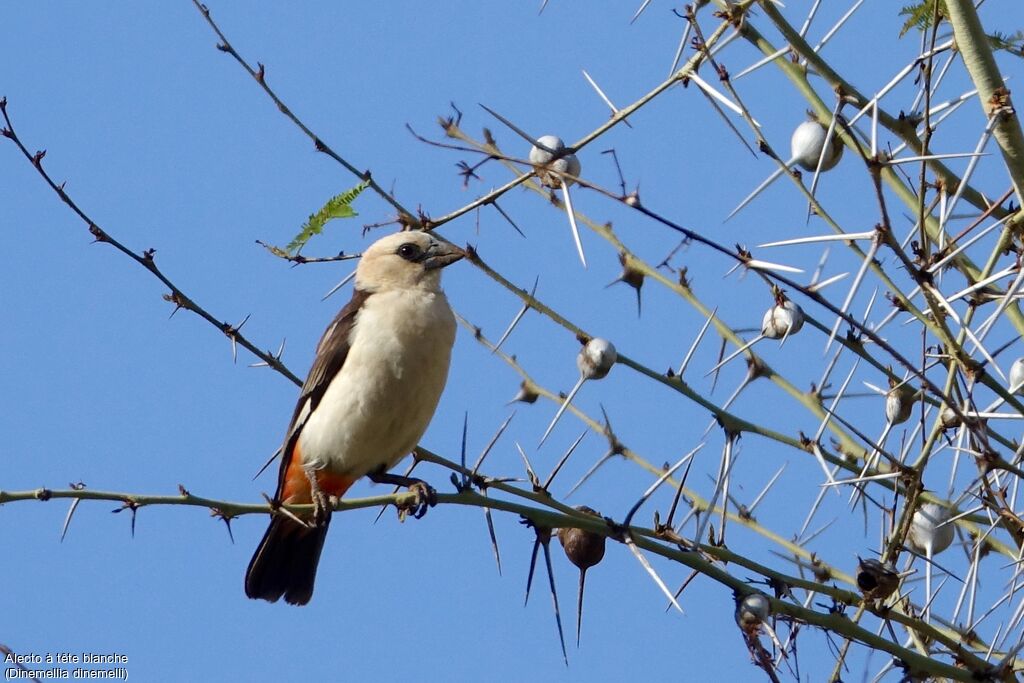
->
<box><xmin>529</xmin><ymin>135</ymin><xmax>582</xmax><ymax>189</ymax></box>
<box><xmin>577</xmin><ymin>338</ymin><xmax>617</xmax><ymax>380</ymax></box>
<box><xmin>734</xmin><ymin>592</ymin><xmax>772</xmax><ymax>632</ymax></box>
<box><xmin>790</xmin><ymin>119</ymin><xmax>843</xmax><ymax>172</ymax></box>
<box><xmin>856</xmin><ymin>557</ymin><xmax>900</xmax><ymax>602</ymax></box>
<box><xmin>761</xmin><ymin>300</ymin><xmax>805</xmax><ymax>340</ymax></box>
<box><xmin>609</xmin><ymin>253</ymin><xmax>644</xmax><ymax>316</ymax></box>
<box><xmin>509</xmin><ymin>381</ymin><xmax>540</xmax><ymax>405</ymax></box>
<box><xmin>908</xmin><ymin>502</ymin><xmax>954</xmax><ymax>556</ymax></box>
<box><xmin>557</xmin><ymin>506</ymin><xmax>607</xmax><ymax>571</ymax></box>
<box><xmin>615</xmin><ymin>256</ymin><xmax>645</xmax><ymax>292</ymax></box>
<box><xmin>557</xmin><ymin>506</ymin><xmax>606</xmax><ymax>648</ymax></box>
<box><xmin>1010</xmin><ymin>357</ymin><xmax>1024</xmax><ymax>394</ymax></box>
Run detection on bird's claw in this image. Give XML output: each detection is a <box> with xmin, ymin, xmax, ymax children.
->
<box><xmin>303</xmin><ymin>471</ymin><xmax>331</xmax><ymax>528</ymax></box>
<box><xmin>398</xmin><ymin>481</ymin><xmax>437</xmax><ymax>521</ymax></box>
<box><xmin>367</xmin><ymin>467</ymin><xmax>437</xmax><ymax>521</ymax></box>
<box><xmin>307</xmin><ymin>478</ymin><xmax>333</xmax><ymax>528</ymax></box>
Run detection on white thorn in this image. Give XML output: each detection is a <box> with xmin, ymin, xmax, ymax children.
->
<box><xmin>624</xmin><ymin>536</ymin><xmax>684</xmax><ymax>613</ymax></box>
<box><xmin>811</xmin><ymin>0</ymin><xmax>864</xmax><ymax>53</ymax></box>
<box><xmin>667</xmin><ymin>22</ymin><xmax>693</xmax><ymax>77</ymax></box>
<box><xmin>870</xmin><ymin>100</ymin><xmax>878</xmax><ymax>158</ymax></box>
<box><xmin>689</xmin><ymin>73</ymin><xmax>760</xmax><ymax>126</ymax></box>
<box><xmin>734</xmin><ymin>47</ymin><xmax>788</xmax><ymax>81</ymax></box>
<box><xmin>825</xmin><ymin>237</ymin><xmax>879</xmax><ymax>353</ymax></box>
<box><xmin>758</xmin><ymin>231</ymin><xmax>875</xmax><ymax>248</ymax></box>
<box><xmin>539</xmin><ymin>375</ymin><xmax>587</xmax><ymax>447</ymax></box>
<box><xmin>886</xmin><ymin>152</ymin><xmax>990</xmax><ymax>166</ymax></box>
<box><xmin>629</xmin><ymin>0</ymin><xmax>652</xmax><ymax>24</ymax></box>
<box><xmin>560</xmin><ymin>179</ymin><xmax>587</xmax><ymax>268</ymax></box>
<box><xmin>705</xmin><ymin>334</ymin><xmax>764</xmax><ymax>377</ymax></box>
<box><xmin>745</xmin><ymin>259</ymin><xmax>804</xmax><ymax>274</ymax></box>
<box><xmin>321</xmin><ymin>269</ymin><xmax>356</xmax><ymax>301</ymax></box>
<box><xmin>582</xmin><ymin>70</ymin><xmax>630</xmax><ymax>126</ymax></box>
<box><xmin>678</xmin><ymin>307</ymin><xmax>718</xmax><ymax>376</ymax></box>
<box><xmin>726</xmin><ymin>165</ymin><xmax>789</xmax><ymax>222</ymax></box>
<box><xmin>807</xmin><ymin>272</ymin><xmax>849</xmax><ymax>293</ymax></box>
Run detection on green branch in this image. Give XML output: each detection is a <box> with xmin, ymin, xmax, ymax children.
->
<box><xmin>945</xmin><ymin>0</ymin><xmax>1024</xmax><ymax>202</ymax></box>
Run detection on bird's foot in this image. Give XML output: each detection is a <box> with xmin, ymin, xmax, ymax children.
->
<box><xmin>305</xmin><ymin>467</ymin><xmax>333</xmax><ymax>528</ymax></box>
<box><xmin>402</xmin><ymin>481</ymin><xmax>437</xmax><ymax>520</ymax></box>
<box><xmin>368</xmin><ymin>468</ymin><xmax>437</xmax><ymax>520</ymax></box>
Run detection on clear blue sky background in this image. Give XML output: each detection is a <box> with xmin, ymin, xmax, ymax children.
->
<box><xmin>4</xmin><ymin>2</ymin><xmax>1022</xmax><ymax>681</ymax></box>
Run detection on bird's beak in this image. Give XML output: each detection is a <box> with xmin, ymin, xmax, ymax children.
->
<box><xmin>422</xmin><ymin>242</ymin><xmax>465</xmax><ymax>270</ymax></box>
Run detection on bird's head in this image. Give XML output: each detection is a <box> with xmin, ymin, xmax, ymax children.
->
<box><xmin>355</xmin><ymin>231</ymin><xmax>464</xmax><ymax>292</ymax></box>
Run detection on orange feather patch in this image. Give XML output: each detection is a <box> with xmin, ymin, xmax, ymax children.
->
<box><xmin>280</xmin><ymin>440</ymin><xmax>356</xmax><ymax>506</ymax></box>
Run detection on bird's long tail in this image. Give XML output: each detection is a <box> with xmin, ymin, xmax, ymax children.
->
<box><xmin>245</xmin><ymin>515</ymin><xmax>329</xmax><ymax>606</ymax></box>
<box><xmin>246</xmin><ymin>440</ymin><xmax>357</xmax><ymax>606</ymax></box>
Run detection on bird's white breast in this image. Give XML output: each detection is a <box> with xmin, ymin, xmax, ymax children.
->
<box><xmin>297</xmin><ymin>288</ymin><xmax>456</xmax><ymax>478</ymax></box>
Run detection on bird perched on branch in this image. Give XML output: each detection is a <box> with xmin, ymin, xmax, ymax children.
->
<box><xmin>245</xmin><ymin>231</ymin><xmax>464</xmax><ymax>605</ymax></box>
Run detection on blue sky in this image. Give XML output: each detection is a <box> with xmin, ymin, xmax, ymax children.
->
<box><xmin>4</xmin><ymin>2</ymin><xmax>1023</xmax><ymax>681</ymax></box>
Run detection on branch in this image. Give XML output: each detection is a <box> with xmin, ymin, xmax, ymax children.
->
<box><xmin>0</xmin><ymin>477</ymin><xmax>996</xmax><ymax>682</ymax></box>
<box><xmin>945</xmin><ymin>0</ymin><xmax>1024</xmax><ymax>203</ymax></box>
<box><xmin>0</xmin><ymin>98</ymin><xmax>301</xmax><ymax>387</ymax></box>
<box><xmin>189</xmin><ymin>1</ymin><xmax>418</xmax><ymax>226</ymax></box>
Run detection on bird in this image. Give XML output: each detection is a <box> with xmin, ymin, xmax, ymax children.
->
<box><xmin>245</xmin><ymin>230</ymin><xmax>464</xmax><ymax>605</ymax></box>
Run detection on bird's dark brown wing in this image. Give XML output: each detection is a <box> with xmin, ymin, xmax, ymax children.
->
<box><xmin>272</xmin><ymin>287</ymin><xmax>371</xmax><ymax>500</ymax></box>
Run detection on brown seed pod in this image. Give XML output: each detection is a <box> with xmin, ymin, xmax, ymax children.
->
<box><xmin>556</xmin><ymin>506</ymin><xmax>607</xmax><ymax>647</ymax></box>
<box><xmin>608</xmin><ymin>253</ymin><xmax>644</xmax><ymax>317</ymax></box>
<box><xmin>557</xmin><ymin>506</ymin><xmax>607</xmax><ymax>570</ymax></box>
<box><xmin>856</xmin><ymin>557</ymin><xmax>900</xmax><ymax>602</ymax></box>
<box><xmin>509</xmin><ymin>380</ymin><xmax>539</xmax><ymax>405</ymax></box>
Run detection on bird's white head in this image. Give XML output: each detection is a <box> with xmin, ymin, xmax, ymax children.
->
<box><xmin>355</xmin><ymin>231</ymin><xmax>465</xmax><ymax>293</ymax></box>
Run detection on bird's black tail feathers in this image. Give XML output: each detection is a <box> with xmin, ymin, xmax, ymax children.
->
<box><xmin>245</xmin><ymin>515</ymin><xmax>328</xmax><ymax>606</ymax></box>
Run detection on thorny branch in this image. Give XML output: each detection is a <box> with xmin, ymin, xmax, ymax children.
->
<box><xmin>0</xmin><ymin>99</ymin><xmax>302</xmax><ymax>388</ymax></box>
<box><xmin>0</xmin><ymin>467</ymin><xmax>1002</xmax><ymax>682</ymax></box>
<box><xmin>7</xmin><ymin>0</ymin><xmax>1024</xmax><ymax>680</ymax></box>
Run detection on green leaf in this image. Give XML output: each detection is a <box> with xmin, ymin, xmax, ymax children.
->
<box><xmin>286</xmin><ymin>181</ymin><xmax>369</xmax><ymax>254</ymax></box>
<box><xmin>987</xmin><ymin>30</ymin><xmax>1024</xmax><ymax>59</ymax></box>
<box><xmin>898</xmin><ymin>1</ymin><xmax>946</xmax><ymax>38</ymax></box>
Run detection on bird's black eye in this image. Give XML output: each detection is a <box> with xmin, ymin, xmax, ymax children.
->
<box><xmin>397</xmin><ymin>243</ymin><xmax>421</xmax><ymax>261</ymax></box>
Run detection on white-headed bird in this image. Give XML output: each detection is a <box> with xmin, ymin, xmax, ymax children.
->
<box><xmin>245</xmin><ymin>231</ymin><xmax>464</xmax><ymax>605</ymax></box>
